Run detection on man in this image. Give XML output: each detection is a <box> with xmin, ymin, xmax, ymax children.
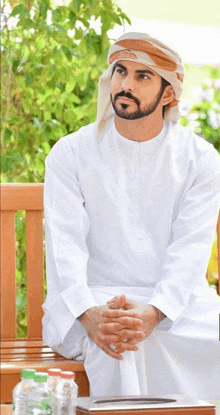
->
<box><xmin>42</xmin><ymin>32</ymin><xmax>220</xmax><ymax>398</ymax></box>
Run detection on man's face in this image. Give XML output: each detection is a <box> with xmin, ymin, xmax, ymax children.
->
<box><xmin>110</xmin><ymin>60</ymin><xmax>164</xmax><ymax>120</ymax></box>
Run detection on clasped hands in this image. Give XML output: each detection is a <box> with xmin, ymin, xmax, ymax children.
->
<box><xmin>78</xmin><ymin>294</ymin><xmax>165</xmax><ymax>360</ymax></box>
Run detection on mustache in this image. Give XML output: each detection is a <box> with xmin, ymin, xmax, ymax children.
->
<box><xmin>113</xmin><ymin>91</ymin><xmax>140</xmax><ymax>106</ymax></box>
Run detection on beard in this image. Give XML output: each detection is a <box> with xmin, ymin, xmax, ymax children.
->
<box><xmin>110</xmin><ymin>84</ymin><xmax>164</xmax><ymax>120</ymax></box>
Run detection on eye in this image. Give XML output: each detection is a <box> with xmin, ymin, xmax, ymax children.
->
<box><xmin>138</xmin><ymin>74</ymin><xmax>149</xmax><ymax>80</ymax></box>
<box><xmin>116</xmin><ymin>68</ymin><xmax>125</xmax><ymax>75</ymax></box>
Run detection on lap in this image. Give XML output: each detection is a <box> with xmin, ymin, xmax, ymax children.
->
<box><xmin>82</xmin><ymin>289</ymin><xmax>220</xmax><ymax>397</ymax></box>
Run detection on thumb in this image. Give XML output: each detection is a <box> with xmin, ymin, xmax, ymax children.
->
<box><xmin>107</xmin><ymin>294</ymin><xmax>127</xmax><ymax>309</ymax></box>
<box><xmin>122</xmin><ymin>297</ymin><xmax>136</xmax><ymax>310</ymax></box>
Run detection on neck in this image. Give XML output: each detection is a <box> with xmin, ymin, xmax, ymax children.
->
<box><xmin>114</xmin><ymin>110</ymin><xmax>163</xmax><ymax>142</ymax></box>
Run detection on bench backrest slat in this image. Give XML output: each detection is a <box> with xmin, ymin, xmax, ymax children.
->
<box><xmin>26</xmin><ymin>210</ymin><xmax>44</xmax><ymax>338</ymax></box>
<box><xmin>1</xmin><ymin>184</ymin><xmax>44</xmax><ymax>340</ymax></box>
<box><xmin>1</xmin><ymin>183</ymin><xmax>43</xmax><ymax>211</ymax></box>
<box><xmin>1</xmin><ymin>211</ymin><xmax>17</xmax><ymax>338</ymax></box>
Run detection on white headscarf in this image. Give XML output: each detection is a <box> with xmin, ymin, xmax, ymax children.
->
<box><xmin>96</xmin><ymin>32</ymin><xmax>185</xmax><ymax>138</ymax></box>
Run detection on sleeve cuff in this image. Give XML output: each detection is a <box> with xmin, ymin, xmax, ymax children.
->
<box><xmin>147</xmin><ymin>296</ymin><xmax>185</xmax><ymax>322</ymax></box>
<box><xmin>61</xmin><ymin>283</ymin><xmax>99</xmax><ymax>319</ymax></box>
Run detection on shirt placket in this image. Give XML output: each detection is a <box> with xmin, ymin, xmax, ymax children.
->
<box><xmin>137</xmin><ymin>143</ymin><xmax>146</xmax><ymax>241</ymax></box>
<box><xmin>129</xmin><ymin>143</ymin><xmax>143</xmax><ymax>241</ymax></box>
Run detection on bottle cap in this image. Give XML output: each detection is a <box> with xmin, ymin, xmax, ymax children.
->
<box><xmin>34</xmin><ymin>372</ymin><xmax>48</xmax><ymax>382</ymax></box>
<box><xmin>21</xmin><ymin>369</ymin><xmax>36</xmax><ymax>379</ymax></box>
<box><xmin>47</xmin><ymin>368</ymin><xmax>61</xmax><ymax>376</ymax></box>
<box><xmin>60</xmin><ymin>371</ymin><xmax>75</xmax><ymax>379</ymax></box>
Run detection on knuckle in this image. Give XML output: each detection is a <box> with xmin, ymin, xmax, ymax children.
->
<box><xmin>97</xmin><ymin>332</ymin><xmax>104</xmax><ymax>341</ymax></box>
<box><xmin>110</xmin><ymin>335</ymin><xmax>118</xmax><ymax>341</ymax></box>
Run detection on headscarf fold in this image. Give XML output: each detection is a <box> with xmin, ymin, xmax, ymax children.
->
<box><xmin>97</xmin><ymin>32</ymin><xmax>184</xmax><ymax>138</ymax></box>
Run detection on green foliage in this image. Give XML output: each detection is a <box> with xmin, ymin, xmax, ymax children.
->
<box><xmin>15</xmin><ymin>210</ymin><xmax>47</xmax><ymax>338</ymax></box>
<box><xmin>1</xmin><ymin>0</ymin><xmax>131</xmax><ymax>184</ymax></box>
<box><xmin>1</xmin><ymin>0</ymin><xmax>130</xmax><ymax>337</ymax></box>
<box><xmin>15</xmin><ymin>211</ymin><xmax>27</xmax><ymax>338</ymax></box>
<box><xmin>180</xmin><ymin>66</ymin><xmax>220</xmax><ymax>152</ymax></box>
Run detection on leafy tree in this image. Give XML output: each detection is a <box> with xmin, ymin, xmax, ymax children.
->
<box><xmin>1</xmin><ymin>0</ymin><xmax>130</xmax><ymax>183</ymax></box>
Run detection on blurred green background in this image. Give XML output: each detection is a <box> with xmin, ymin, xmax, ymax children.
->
<box><xmin>1</xmin><ymin>0</ymin><xmax>219</xmax><ymax>337</ymax></box>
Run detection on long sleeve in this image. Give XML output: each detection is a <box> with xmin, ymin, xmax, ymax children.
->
<box><xmin>148</xmin><ymin>147</ymin><xmax>220</xmax><ymax>322</ymax></box>
<box><xmin>43</xmin><ymin>135</ymin><xmax>98</xmax><ymax>343</ymax></box>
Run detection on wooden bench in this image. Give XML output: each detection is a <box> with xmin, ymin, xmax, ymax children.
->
<box><xmin>0</xmin><ymin>183</ymin><xmax>89</xmax><ymax>403</ymax></box>
<box><xmin>1</xmin><ymin>183</ymin><xmax>219</xmax><ymax>403</ymax></box>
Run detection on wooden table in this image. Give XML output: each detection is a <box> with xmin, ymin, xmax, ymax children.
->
<box><xmin>2</xmin><ymin>397</ymin><xmax>216</xmax><ymax>415</ymax></box>
<box><xmin>1</xmin><ymin>405</ymin><xmax>12</xmax><ymax>415</ymax></box>
<box><xmin>75</xmin><ymin>396</ymin><xmax>215</xmax><ymax>415</ymax></box>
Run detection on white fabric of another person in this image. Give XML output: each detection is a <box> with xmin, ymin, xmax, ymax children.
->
<box><xmin>43</xmin><ymin>116</ymin><xmax>220</xmax><ymax>399</ymax></box>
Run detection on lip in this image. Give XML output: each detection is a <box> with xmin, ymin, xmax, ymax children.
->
<box><xmin>117</xmin><ymin>97</ymin><xmax>135</xmax><ymax>104</ymax></box>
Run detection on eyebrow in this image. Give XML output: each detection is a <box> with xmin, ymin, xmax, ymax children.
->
<box><xmin>114</xmin><ymin>62</ymin><xmax>155</xmax><ymax>76</ymax></box>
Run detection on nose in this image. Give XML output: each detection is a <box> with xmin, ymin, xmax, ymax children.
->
<box><xmin>121</xmin><ymin>74</ymin><xmax>134</xmax><ymax>92</ymax></box>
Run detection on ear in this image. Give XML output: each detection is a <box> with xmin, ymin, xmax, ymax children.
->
<box><xmin>161</xmin><ymin>85</ymin><xmax>175</xmax><ymax>106</ymax></box>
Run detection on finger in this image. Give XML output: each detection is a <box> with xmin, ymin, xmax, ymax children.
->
<box><xmin>101</xmin><ymin>309</ymin><xmax>139</xmax><ymax>319</ymax></box>
<box><xmin>96</xmin><ymin>340</ymin><xmax>123</xmax><ymax>360</ymax></box>
<box><xmin>100</xmin><ymin>333</ymin><xmax>121</xmax><ymax>342</ymax></box>
<box><xmin>100</xmin><ymin>324</ymin><xmax>144</xmax><ymax>340</ymax></box>
<box><xmin>99</xmin><ymin>322</ymin><xmax>124</xmax><ymax>332</ymax></box>
<box><xmin>117</xmin><ymin>329</ymin><xmax>145</xmax><ymax>340</ymax></box>
<box><xmin>102</xmin><ymin>316</ymin><xmax>143</xmax><ymax>328</ymax></box>
<box><xmin>107</xmin><ymin>294</ymin><xmax>126</xmax><ymax>309</ymax></box>
<box><xmin>123</xmin><ymin>300</ymin><xmax>137</xmax><ymax>310</ymax></box>
<box><xmin>124</xmin><ymin>328</ymin><xmax>155</xmax><ymax>344</ymax></box>
<box><xmin>113</xmin><ymin>343</ymin><xmax>139</xmax><ymax>353</ymax></box>
<box><xmin>126</xmin><ymin>337</ymin><xmax>146</xmax><ymax>345</ymax></box>
<box><xmin>107</xmin><ymin>295</ymin><xmax>119</xmax><ymax>304</ymax></box>
<box><xmin>99</xmin><ymin>322</ymin><xmax>142</xmax><ymax>336</ymax></box>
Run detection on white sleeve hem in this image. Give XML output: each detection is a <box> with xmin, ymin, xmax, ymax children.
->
<box><xmin>147</xmin><ymin>297</ymin><xmax>185</xmax><ymax>322</ymax></box>
<box><xmin>61</xmin><ymin>284</ymin><xmax>99</xmax><ymax>319</ymax></box>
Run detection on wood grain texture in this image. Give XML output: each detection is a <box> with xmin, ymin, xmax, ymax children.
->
<box><xmin>0</xmin><ymin>211</ymin><xmax>16</xmax><ymax>339</ymax></box>
<box><xmin>1</xmin><ymin>183</ymin><xmax>44</xmax><ymax>211</ymax></box>
<box><xmin>26</xmin><ymin>210</ymin><xmax>44</xmax><ymax>338</ymax></box>
<box><xmin>0</xmin><ymin>405</ymin><xmax>13</xmax><ymax>415</ymax></box>
<box><xmin>75</xmin><ymin>407</ymin><xmax>215</xmax><ymax>415</ymax></box>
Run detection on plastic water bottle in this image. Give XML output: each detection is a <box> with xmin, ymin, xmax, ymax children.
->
<box><xmin>12</xmin><ymin>368</ymin><xmax>36</xmax><ymax>415</ymax></box>
<box><xmin>55</xmin><ymin>371</ymin><xmax>78</xmax><ymax>415</ymax></box>
<box><xmin>26</xmin><ymin>372</ymin><xmax>53</xmax><ymax>415</ymax></box>
<box><xmin>47</xmin><ymin>368</ymin><xmax>61</xmax><ymax>407</ymax></box>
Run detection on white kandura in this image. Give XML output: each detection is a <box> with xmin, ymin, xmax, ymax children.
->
<box><xmin>43</xmin><ymin>116</ymin><xmax>220</xmax><ymax>398</ymax></box>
